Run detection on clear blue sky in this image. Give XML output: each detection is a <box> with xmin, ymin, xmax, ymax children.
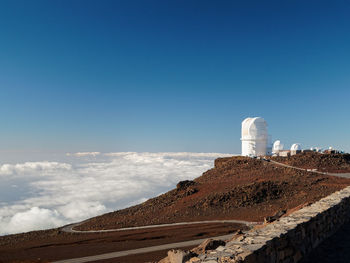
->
<box><xmin>0</xmin><ymin>0</ymin><xmax>349</xmax><ymax>154</ymax></box>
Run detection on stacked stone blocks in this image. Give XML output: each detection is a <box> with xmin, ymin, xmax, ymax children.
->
<box><xmin>191</xmin><ymin>186</ymin><xmax>350</xmax><ymax>263</ymax></box>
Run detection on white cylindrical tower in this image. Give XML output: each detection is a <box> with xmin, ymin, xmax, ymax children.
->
<box><xmin>241</xmin><ymin>117</ymin><xmax>268</xmax><ymax>156</ymax></box>
<box><xmin>290</xmin><ymin>143</ymin><xmax>302</xmax><ymax>151</ymax></box>
<box><xmin>272</xmin><ymin>140</ymin><xmax>284</xmax><ymax>154</ymax></box>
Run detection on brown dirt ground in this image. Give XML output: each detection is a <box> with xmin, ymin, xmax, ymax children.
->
<box><xmin>87</xmin><ymin>246</ymin><xmax>194</xmax><ymax>263</ymax></box>
<box><xmin>0</xmin><ymin>223</ymin><xmax>244</xmax><ymax>263</ymax></box>
<box><xmin>270</xmin><ymin>152</ymin><xmax>350</xmax><ymax>173</ymax></box>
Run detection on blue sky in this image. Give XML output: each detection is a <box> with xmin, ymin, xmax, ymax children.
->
<box><xmin>0</xmin><ymin>0</ymin><xmax>349</xmax><ymax>155</ymax></box>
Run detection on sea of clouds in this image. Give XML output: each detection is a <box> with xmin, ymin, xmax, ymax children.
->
<box><xmin>0</xmin><ymin>152</ymin><xmax>232</xmax><ymax>235</ymax></box>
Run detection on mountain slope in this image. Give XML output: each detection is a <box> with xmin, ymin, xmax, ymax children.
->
<box><xmin>76</xmin><ymin>155</ymin><xmax>350</xmax><ymax>231</ymax></box>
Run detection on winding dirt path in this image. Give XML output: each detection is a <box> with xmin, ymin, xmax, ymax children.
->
<box><xmin>267</xmin><ymin>159</ymin><xmax>350</xmax><ymax>178</ymax></box>
<box><xmin>61</xmin><ymin>219</ymin><xmax>256</xmax><ymax>233</ymax></box>
<box><xmin>52</xmin><ymin>233</ymin><xmax>234</xmax><ymax>263</ymax></box>
<box><xmin>55</xmin><ymin>220</ymin><xmax>257</xmax><ymax>263</ymax></box>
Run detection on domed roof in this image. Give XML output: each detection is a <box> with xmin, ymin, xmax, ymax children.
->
<box><xmin>241</xmin><ymin>117</ymin><xmax>268</xmax><ymax>140</ymax></box>
<box><xmin>273</xmin><ymin>140</ymin><xmax>284</xmax><ymax>152</ymax></box>
<box><xmin>291</xmin><ymin>143</ymin><xmax>302</xmax><ymax>151</ymax></box>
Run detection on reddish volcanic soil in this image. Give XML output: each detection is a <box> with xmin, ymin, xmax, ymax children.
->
<box><xmin>87</xmin><ymin>247</ymin><xmax>195</xmax><ymax>263</ymax></box>
<box><xmin>1</xmin><ymin>154</ymin><xmax>350</xmax><ymax>263</ymax></box>
<box><xmin>0</xmin><ymin>223</ymin><xmax>244</xmax><ymax>263</ymax></box>
<box><xmin>271</xmin><ymin>152</ymin><xmax>350</xmax><ymax>173</ymax></box>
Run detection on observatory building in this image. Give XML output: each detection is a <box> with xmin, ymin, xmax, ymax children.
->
<box><xmin>290</xmin><ymin>143</ymin><xmax>302</xmax><ymax>155</ymax></box>
<box><xmin>272</xmin><ymin>140</ymin><xmax>284</xmax><ymax>155</ymax></box>
<box><xmin>241</xmin><ymin>117</ymin><xmax>270</xmax><ymax>156</ymax></box>
<box><xmin>291</xmin><ymin>143</ymin><xmax>302</xmax><ymax>151</ymax></box>
<box><xmin>240</xmin><ymin>117</ymin><xmax>304</xmax><ymax>157</ymax></box>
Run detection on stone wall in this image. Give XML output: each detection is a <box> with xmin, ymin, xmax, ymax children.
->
<box><xmin>187</xmin><ymin>186</ymin><xmax>350</xmax><ymax>263</ymax></box>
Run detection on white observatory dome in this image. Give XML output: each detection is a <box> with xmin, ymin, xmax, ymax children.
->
<box><xmin>272</xmin><ymin>140</ymin><xmax>284</xmax><ymax>154</ymax></box>
<box><xmin>241</xmin><ymin>117</ymin><xmax>269</xmax><ymax>156</ymax></box>
<box><xmin>290</xmin><ymin>143</ymin><xmax>302</xmax><ymax>151</ymax></box>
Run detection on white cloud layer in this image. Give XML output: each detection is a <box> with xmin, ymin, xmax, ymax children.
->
<box><xmin>4</xmin><ymin>207</ymin><xmax>64</xmax><ymax>234</ymax></box>
<box><xmin>0</xmin><ymin>152</ymin><xmax>232</xmax><ymax>235</ymax></box>
<box><xmin>66</xmin><ymin>152</ymin><xmax>101</xmax><ymax>157</ymax></box>
<box><xmin>0</xmin><ymin>161</ymin><xmax>71</xmax><ymax>176</ymax></box>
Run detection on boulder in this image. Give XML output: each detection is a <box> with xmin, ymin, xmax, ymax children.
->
<box><xmin>176</xmin><ymin>180</ymin><xmax>196</xmax><ymax>190</ymax></box>
<box><xmin>192</xmin><ymin>238</ymin><xmax>226</xmax><ymax>254</ymax></box>
<box><xmin>264</xmin><ymin>209</ymin><xmax>286</xmax><ymax>223</ymax></box>
<box><xmin>159</xmin><ymin>249</ymin><xmax>198</xmax><ymax>263</ymax></box>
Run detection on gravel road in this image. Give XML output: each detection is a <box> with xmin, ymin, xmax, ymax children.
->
<box><xmin>52</xmin><ymin>233</ymin><xmax>234</xmax><ymax>263</ymax></box>
<box><xmin>61</xmin><ymin>219</ymin><xmax>256</xmax><ymax>233</ymax></box>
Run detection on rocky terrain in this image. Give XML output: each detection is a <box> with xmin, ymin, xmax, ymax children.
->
<box><xmin>271</xmin><ymin>152</ymin><xmax>350</xmax><ymax>173</ymax></box>
<box><xmin>76</xmin><ymin>154</ymin><xmax>350</xmax><ymax>231</ymax></box>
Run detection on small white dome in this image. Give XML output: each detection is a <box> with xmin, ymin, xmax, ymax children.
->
<box><xmin>291</xmin><ymin>143</ymin><xmax>302</xmax><ymax>151</ymax></box>
<box><xmin>272</xmin><ymin>140</ymin><xmax>284</xmax><ymax>153</ymax></box>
